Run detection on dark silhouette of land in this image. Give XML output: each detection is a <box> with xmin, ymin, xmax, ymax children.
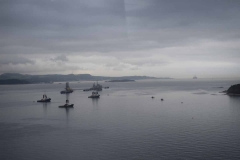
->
<box><xmin>0</xmin><ymin>73</ymin><xmax>172</xmax><ymax>84</ymax></box>
<box><xmin>0</xmin><ymin>79</ymin><xmax>30</xmax><ymax>85</ymax></box>
<box><xmin>106</xmin><ymin>79</ymin><xmax>136</xmax><ymax>82</ymax></box>
<box><xmin>227</xmin><ymin>84</ymin><xmax>240</xmax><ymax>95</ymax></box>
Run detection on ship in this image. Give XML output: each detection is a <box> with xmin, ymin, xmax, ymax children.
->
<box><xmin>60</xmin><ymin>82</ymin><xmax>73</xmax><ymax>94</ymax></box>
<box><xmin>88</xmin><ymin>91</ymin><xmax>100</xmax><ymax>98</ymax></box>
<box><xmin>37</xmin><ymin>94</ymin><xmax>51</xmax><ymax>102</ymax></box>
<box><xmin>59</xmin><ymin>96</ymin><xmax>74</xmax><ymax>108</ymax></box>
<box><xmin>83</xmin><ymin>82</ymin><xmax>102</xmax><ymax>91</ymax></box>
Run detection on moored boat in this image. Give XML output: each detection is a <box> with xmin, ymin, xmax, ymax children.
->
<box><xmin>88</xmin><ymin>91</ymin><xmax>100</xmax><ymax>98</ymax></box>
<box><xmin>37</xmin><ymin>94</ymin><xmax>51</xmax><ymax>102</ymax></box>
<box><xmin>59</xmin><ymin>104</ymin><xmax>74</xmax><ymax>108</ymax></box>
<box><xmin>59</xmin><ymin>98</ymin><xmax>74</xmax><ymax>108</ymax></box>
<box><xmin>84</xmin><ymin>82</ymin><xmax>102</xmax><ymax>91</ymax></box>
<box><xmin>60</xmin><ymin>90</ymin><xmax>73</xmax><ymax>94</ymax></box>
<box><xmin>60</xmin><ymin>82</ymin><xmax>73</xmax><ymax>94</ymax></box>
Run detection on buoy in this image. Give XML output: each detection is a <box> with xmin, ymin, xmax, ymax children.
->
<box><xmin>151</xmin><ymin>96</ymin><xmax>154</xmax><ymax>99</ymax></box>
<box><xmin>161</xmin><ymin>98</ymin><xmax>164</xmax><ymax>101</ymax></box>
<box><xmin>181</xmin><ymin>102</ymin><xmax>183</xmax><ymax>103</ymax></box>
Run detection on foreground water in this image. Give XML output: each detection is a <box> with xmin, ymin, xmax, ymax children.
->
<box><xmin>0</xmin><ymin>79</ymin><xmax>240</xmax><ymax>160</ymax></box>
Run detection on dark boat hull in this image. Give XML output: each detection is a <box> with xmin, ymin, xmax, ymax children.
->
<box><xmin>37</xmin><ymin>98</ymin><xmax>51</xmax><ymax>102</ymax></box>
<box><xmin>60</xmin><ymin>91</ymin><xmax>73</xmax><ymax>94</ymax></box>
<box><xmin>59</xmin><ymin>104</ymin><xmax>74</xmax><ymax>108</ymax></box>
<box><xmin>88</xmin><ymin>95</ymin><xmax>100</xmax><ymax>98</ymax></box>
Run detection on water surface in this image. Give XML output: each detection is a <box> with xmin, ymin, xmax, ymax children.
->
<box><xmin>1</xmin><ymin>79</ymin><xmax>240</xmax><ymax>160</ymax></box>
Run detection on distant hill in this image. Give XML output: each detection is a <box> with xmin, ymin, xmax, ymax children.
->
<box><xmin>0</xmin><ymin>79</ymin><xmax>30</xmax><ymax>85</ymax></box>
<box><xmin>227</xmin><ymin>84</ymin><xmax>240</xmax><ymax>95</ymax></box>
<box><xmin>106</xmin><ymin>79</ymin><xmax>136</xmax><ymax>82</ymax></box>
<box><xmin>0</xmin><ymin>73</ymin><xmax>172</xmax><ymax>84</ymax></box>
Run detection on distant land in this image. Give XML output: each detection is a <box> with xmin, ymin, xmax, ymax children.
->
<box><xmin>0</xmin><ymin>79</ymin><xmax>30</xmax><ymax>85</ymax></box>
<box><xmin>106</xmin><ymin>79</ymin><xmax>136</xmax><ymax>82</ymax></box>
<box><xmin>226</xmin><ymin>84</ymin><xmax>240</xmax><ymax>95</ymax></box>
<box><xmin>0</xmin><ymin>73</ymin><xmax>172</xmax><ymax>84</ymax></box>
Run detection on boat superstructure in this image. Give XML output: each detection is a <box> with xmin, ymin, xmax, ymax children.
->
<box><xmin>84</xmin><ymin>82</ymin><xmax>102</xmax><ymax>91</ymax></box>
<box><xmin>60</xmin><ymin>82</ymin><xmax>73</xmax><ymax>94</ymax></box>
<box><xmin>37</xmin><ymin>94</ymin><xmax>51</xmax><ymax>102</ymax></box>
<box><xmin>88</xmin><ymin>91</ymin><xmax>100</xmax><ymax>98</ymax></box>
<box><xmin>59</xmin><ymin>94</ymin><xmax>74</xmax><ymax>108</ymax></box>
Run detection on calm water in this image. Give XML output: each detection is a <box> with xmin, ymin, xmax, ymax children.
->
<box><xmin>0</xmin><ymin>79</ymin><xmax>240</xmax><ymax>160</ymax></box>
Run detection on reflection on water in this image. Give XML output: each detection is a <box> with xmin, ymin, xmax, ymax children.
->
<box><xmin>66</xmin><ymin>93</ymin><xmax>69</xmax><ymax>102</ymax></box>
<box><xmin>42</xmin><ymin>102</ymin><xmax>48</xmax><ymax>114</ymax></box>
<box><xmin>228</xmin><ymin>95</ymin><xmax>240</xmax><ymax>112</ymax></box>
<box><xmin>91</xmin><ymin>98</ymin><xmax>99</xmax><ymax>108</ymax></box>
<box><xmin>64</xmin><ymin>107</ymin><xmax>73</xmax><ymax>122</ymax></box>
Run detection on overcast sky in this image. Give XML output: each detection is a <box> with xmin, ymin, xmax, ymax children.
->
<box><xmin>1</xmin><ymin>0</ymin><xmax>240</xmax><ymax>78</ymax></box>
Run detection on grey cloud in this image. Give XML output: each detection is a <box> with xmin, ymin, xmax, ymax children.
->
<box><xmin>0</xmin><ymin>0</ymin><xmax>240</xmax><ymax>77</ymax></box>
<box><xmin>105</xmin><ymin>63</ymin><xmax>127</xmax><ymax>71</ymax></box>
<box><xmin>130</xmin><ymin>66</ymin><xmax>139</xmax><ymax>70</ymax></box>
<box><xmin>125</xmin><ymin>0</ymin><xmax>240</xmax><ymax>47</ymax></box>
<box><xmin>0</xmin><ymin>0</ymin><xmax>128</xmax><ymax>56</ymax></box>
<box><xmin>50</xmin><ymin>55</ymin><xmax>68</xmax><ymax>62</ymax></box>
<box><xmin>2</xmin><ymin>0</ymin><xmax>240</xmax><ymax>57</ymax></box>
<box><xmin>0</xmin><ymin>55</ymin><xmax>35</xmax><ymax>65</ymax></box>
<box><xmin>126</xmin><ymin>0</ymin><xmax>240</xmax><ymax>29</ymax></box>
<box><xmin>0</xmin><ymin>60</ymin><xmax>86</xmax><ymax>75</ymax></box>
<box><xmin>123</xmin><ymin>58</ymin><xmax>169</xmax><ymax>67</ymax></box>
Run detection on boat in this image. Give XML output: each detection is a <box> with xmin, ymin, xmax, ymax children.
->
<box><xmin>88</xmin><ymin>91</ymin><xmax>100</xmax><ymax>98</ymax></box>
<box><xmin>60</xmin><ymin>90</ymin><xmax>73</xmax><ymax>94</ymax></box>
<box><xmin>37</xmin><ymin>94</ymin><xmax>51</xmax><ymax>102</ymax></box>
<box><xmin>60</xmin><ymin>82</ymin><xmax>73</xmax><ymax>94</ymax></box>
<box><xmin>59</xmin><ymin>104</ymin><xmax>74</xmax><ymax>108</ymax></box>
<box><xmin>83</xmin><ymin>82</ymin><xmax>102</xmax><ymax>91</ymax></box>
<box><xmin>59</xmin><ymin>99</ymin><xmax>74</xmax><ymax>108</ymax></box>
<box><xmin>193</xmin><ymin>76</ymin><xmax>197</xmax><ymax>79</ymax></box>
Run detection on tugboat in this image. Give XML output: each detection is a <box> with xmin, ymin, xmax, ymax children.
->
<box><xmin>37</xmin><ymin>94</ymin><xmax>51</xmax><ymax>102</ymax></box>
<box><xmin>59</xmin><ymin>99</ymin><xmax>74</xmax><ymax>108</ymax></box>
<box><xmin>60</xmin><ymin>82</ymin><xmax>73</xmax><ymax>94</ymax></box>
<box><xmin>83</xmin><ymin>82</ymin><xmax>102</xmax><ymax>91</ymax></box>
<box><xmin>88</xmin><ymin>91</ymin><xmax>100</xmax><ymax>98</ymax></box>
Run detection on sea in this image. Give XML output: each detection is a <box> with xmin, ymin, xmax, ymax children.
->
<box><xmin>0</xmin><ymin>79</ymin><xmax>240</xmax><ymax>160</ymax></box>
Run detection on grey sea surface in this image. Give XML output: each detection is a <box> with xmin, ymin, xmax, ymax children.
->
<box><xmin>0</xmin><ymin>79</ymin><xmax>240</xmax><ymax>160</ymax></box>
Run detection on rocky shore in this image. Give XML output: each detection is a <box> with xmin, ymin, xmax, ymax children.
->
<box><xmin>226</xmin><ymin>84</ymin><xmax>240</xmax><ymax>95</ymax></box>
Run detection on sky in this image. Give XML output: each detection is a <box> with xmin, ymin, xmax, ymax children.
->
<box><xmin>1</xmin><ymin>0</ymin><xmax>240</xmax><ymax>78</ymax></box>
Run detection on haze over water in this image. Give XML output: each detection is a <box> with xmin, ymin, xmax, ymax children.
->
<box><xmin>1</xmin><ymin>79</ymin><xmax>240</xmax><ymax>160</ymax></box>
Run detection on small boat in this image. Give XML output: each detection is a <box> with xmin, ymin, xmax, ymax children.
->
<box><xmin>60</xmin><ymin>90</ymin><xmax>73</xmax><ymax>94</ymax></box>
<box><xmin>59</xmin><ymin>99</ymin><xmax>74</xmax><ymax>108</ymax></box>
<box><xmin>60</xmin><ymin>82</ymin><xmax>73</xmax><ymax>94</ymax></box>
<box><xmin>83</xmin><ymin>82</ymin><xmax>103</xmax><ymax>91</ymax></box>
<box><xmin>37</xmin><ymin>94</ymin><xmax>51</xmax><ymax>102</ymax></box>
<box><xmin>59</xmin><ymin>104</ymin><xmax>74</xmax><ymax>108</ymax></box>
<box><xmin>88</xmin><ymin>92</ymin><xmax>100</xmax><ymax>98</ymax></box>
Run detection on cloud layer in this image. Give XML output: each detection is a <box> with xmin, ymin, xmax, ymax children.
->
<box><xmin>1</xmin><ymin>0</ymin><xmax>240</xmax><ymax>78</ymax></box>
